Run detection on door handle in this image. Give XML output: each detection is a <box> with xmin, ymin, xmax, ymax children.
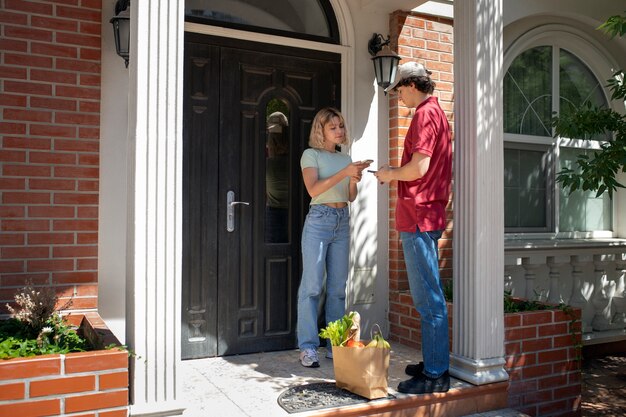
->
<box><xmin>226</xmin><ymin>190</ymin><xmax>250</xmax><ymax>232</ymax></box>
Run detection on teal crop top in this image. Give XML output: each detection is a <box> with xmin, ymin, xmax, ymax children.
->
<box><xmin>300</xmin><ymin>148</ymin><xmax>352</xmax><ymax>205</ymax></box>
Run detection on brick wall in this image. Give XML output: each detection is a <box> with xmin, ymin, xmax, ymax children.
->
<box><xmin>0</xmin><ymin>313</ymin><xmax>129</xmax><ymax>417</ymax></box>
<box><xmin>505</xmin><ymin>307</ymin><xmax>582</xmax><ymax>416</ymax></box>
<box><xmin>435</xmin><ymin>303</ymin><xmax>581</xmax><ymax>416</ymax></box>
<box><xmin>387</xmin><ymin>10</ymin><xmax>454</xmax><ymax>349</ymax></box>
<box><xmin>0</xmin><ymin>1</ymin><xmax>102</xmax><ymax>313</ymax></box>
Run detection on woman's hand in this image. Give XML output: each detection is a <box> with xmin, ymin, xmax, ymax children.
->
<box><xmin>347</xmin><ymin>160</ymin><xmax>370</xmax><ymax>201</ymax></box>
<box><xmin>344</xmin><ymin>161</ymin><xmax>369</xmax><ymax>178</ymax></box>
<box><xmin>349</xmin><ymin>171</ymin><xmax>362</xmax><ymax>184</ymax></box>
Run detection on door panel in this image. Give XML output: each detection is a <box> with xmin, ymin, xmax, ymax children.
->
<box><xmin>182</xmin><ymin>42</ymin><xmax>220</xmax><ymax>358</ymax></box>
<box><xmin>182</xmin><ymin>34</ymin><xmax>340</xmax><ymax>358</ymax></box>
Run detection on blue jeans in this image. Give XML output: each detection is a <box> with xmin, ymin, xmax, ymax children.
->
<box><xmin>401</xmin><ymin>229</ymin><xmax>449</xmax><ymax>378</ymax></box>
<box><xmin>297</xmin><ymin>205</ymin><xmax>350</xmax><ymax>350</ymax></box>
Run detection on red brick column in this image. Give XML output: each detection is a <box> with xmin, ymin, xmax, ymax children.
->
<box><xmin>386</xmin><ymin>10</ymin><xmax>454</xmax><ymax>349</ymax></box>
<box><xmin>0</xmin><ymin>1</ymin><xmax>102</xmax><ymax>312</ymax></box>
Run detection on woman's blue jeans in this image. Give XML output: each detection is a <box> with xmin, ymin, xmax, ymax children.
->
<box><xmin>297</xmin><ymin>205</ymin><xmax>350</xmax><ymax>350</ymax></box>
<box><xmin>401</xmin><ymin>229</ymin><xmax>449</xmax><ymax>378</ymax></box>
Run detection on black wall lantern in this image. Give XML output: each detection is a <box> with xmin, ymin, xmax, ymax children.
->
<box><xmin>368</xmin><ymin>33</ymin><xmax>401</xmax><ymax>93</ymax></box>
<box><xmin>110</xmin><ymin>0</ymin><xmax>130</xmax><ymax>67</ymax></box>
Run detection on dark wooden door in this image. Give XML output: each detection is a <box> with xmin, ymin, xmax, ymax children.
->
<box><xmin>182</xmin><ymin>34</ymin><xmax>340</xmax><ymax>359</ymax></box>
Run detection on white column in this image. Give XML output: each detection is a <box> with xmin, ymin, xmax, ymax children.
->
<box><xmin>451</xmin><ymin>0</ymin><xmax>508</xmax><ymax>385</ymax></box>
<box><xmin>546</xmin><ymin>256</ymin><xmax>566</xmax><ymax>304</ymax></box>
<box><xmin>569</xmin><ymin>255</ymin><xmax>591</xmax><ymax>333</ymax></box>
<box><xmin>591</xmin><ymin>254</ymin><xmax>619</xmax><ymax>331</ymax></box>
<box><xmin>504</xmin><ymin>265</ymin><xmax>515</xmax><ymax>294</ymax></box>
<box><xmin>611</xmin><ymin>254</ymin><xmax>626</xmax><ymax>328</ymax></box>
<box><xmin>126</xmin><ymin>1</ymin><xmax>185</xmax><ymax>415</ymax></box>
<box><xmin>521</xmin><ymin>257</ymin><xmax>540</xmax><ymax>300</ymax></box>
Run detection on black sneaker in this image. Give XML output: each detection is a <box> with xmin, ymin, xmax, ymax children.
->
<box><xmin>397</xmin><ymin>371</ymin><xmax>450</xmax><ymax>394</ymax></box>
<box><xmin>404</xmin><ymin>361</ymin><xmax>424</xmax><ymax>376</ymax></box>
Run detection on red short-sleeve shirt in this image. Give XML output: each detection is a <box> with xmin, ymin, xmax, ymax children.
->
<box><xmin>396</xmin><ymin>96</ymin><xmax>452</xmax><ymax>232</ymax></box>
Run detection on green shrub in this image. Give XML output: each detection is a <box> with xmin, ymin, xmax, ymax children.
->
<box><xmin>443</xmin><ymin>281</ymin><xmax>558</xmax><ymax>313</ymax></box>
<box><xmin>1</xmin><ymin>282</ymin><xmax>90</xmax><ymax>359</ymax></box>
<box><xmin>503</xmin><ymin>291</ymin><xmax>551</xmax><ymax>313</ymax></box>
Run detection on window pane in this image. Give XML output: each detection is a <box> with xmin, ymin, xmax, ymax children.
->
<box><xmin>185</xmin><ymin>0</ymin><xmax>335</xmax><ymax>42</ymax></box>
<box><xmin>265</xmin><ymin>100</ymin><xmax>291</xmax><ymax>243</ymax></box>
<box><xmin>504</xmin><ymin>46</ymin><xmax>552</xmax><ymax>136</ymax></box>
<box><xmin>559</xmin><ymin>49</ymin><xmax>611</xmax><ymax>141</ymax></box>
<box><xmin>504</xmin><ymin>148</ymin><xmax>549</xmax><ymax>229</ymax></box>
<box><xmin>558</xmin><ymin>147</ymin><xmax>612</xmax><ymax>232</ymax></box>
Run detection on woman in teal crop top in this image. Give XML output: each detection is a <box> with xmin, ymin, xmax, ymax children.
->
<box><xmin>296</xmin><ymin>107</ymin><xmax>371</xmax><ymax>368</ymax></box>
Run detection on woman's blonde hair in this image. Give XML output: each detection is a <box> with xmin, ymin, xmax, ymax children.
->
<box><xmin>308</xmin><ymin>107</ymin><xmax>350</xmax><ymax>149</ymax></box>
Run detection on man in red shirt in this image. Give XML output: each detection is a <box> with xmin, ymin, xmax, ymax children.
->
<box><xmin>375</xmin><ymin>61</ymin><xmax>452</xmax><ymax>394</ymax></box>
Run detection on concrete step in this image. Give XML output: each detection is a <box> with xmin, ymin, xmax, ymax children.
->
<box><xmin>301</xmin><ymin>381</ymin><xmax>509</xmax><ymax>417</ymax></box>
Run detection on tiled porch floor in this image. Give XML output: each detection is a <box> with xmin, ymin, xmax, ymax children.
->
<box><xmin>178</xmin><ymin>344</ymin><xmax>520</xmax><ymax>417</ymax></box>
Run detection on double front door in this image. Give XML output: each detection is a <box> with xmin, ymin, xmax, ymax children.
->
<box><xmin>182</xmin><ymin>33</ymin><xmax>340</xmax><ymax>359</ymax></box>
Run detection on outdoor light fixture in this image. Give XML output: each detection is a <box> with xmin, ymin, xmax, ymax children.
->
<box><xmin>368</xmin><ymin>33</ymin><xmax>401</xmax><ymax>92</ymax></box>
<box><xmin>110</xmin><ymin>0</ymin><xmax>130</xmax><ymax>67</ymax></box>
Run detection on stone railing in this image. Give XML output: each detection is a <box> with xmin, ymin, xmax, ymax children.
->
<box><xmin>505</xmin><ymin>238</ymin><xmax>626</xmax><ymax>345</ymax></box>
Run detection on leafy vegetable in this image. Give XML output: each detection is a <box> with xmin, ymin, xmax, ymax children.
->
<box><xmin>319</xmin><ymin>311</ymin><xmax>356</xmax><ymax>347</ymax></box>
<box><xmin>320</xmin><ymin>312</ymin><xmax>392</xmax><ymax>349</ymax></box>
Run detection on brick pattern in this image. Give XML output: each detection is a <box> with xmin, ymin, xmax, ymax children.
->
<box><xmin>0</xmin><ymin>314</ymin><xmax>129</xmax><ymax>417</ymax></box>
<box><xmin>0</xmin><ymin>350</ymin><xmax>128</xmax><ymax>417</ymax></box>
<box><xmin>505</xmin><ymin>307</ymin><xmax>582</xmax><ymax>416</ymax></box>
<box><xmin>386</xmin><ymin>11</ymin><xmax>454</xmax><ymax>350</ymax></box>
<box><xmin>427</xmin><ymin>303</ymin><xmax>581</xmax><ymax>416</ymax></box>
<box><xmin>0</xmin><ymin>0</ymin><xmax>102</xmax><ymax>313</ymax></box>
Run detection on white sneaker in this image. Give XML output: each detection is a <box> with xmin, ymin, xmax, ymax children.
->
<box><xmin>325</xmin><ymin>347</ymin><xmax>333</xmax><ymax>359</ymax></box>
<box><xmin>299</xmin><ymin>348</ymin><xmax>320</xmax><ymax>368</ymax></box>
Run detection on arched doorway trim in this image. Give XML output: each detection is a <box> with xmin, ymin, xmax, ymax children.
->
<box><xmin>183</xmin><ymin>0</ymin><xmax>355</xmax><ymax>127</ymax></box>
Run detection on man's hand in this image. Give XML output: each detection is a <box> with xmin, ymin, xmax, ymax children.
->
<box><xmin>344</xmin><ymin>160</ymin><xmax>372</xmax><ymax>178</ymax></box>
<box><xmin>374</xmin><ymin>153</ymin><xmax>431</xmax><ymax>184</ymax></box>
<box><xmin>374</xmin><ymin>165</ymin><xmax>394</xmax><ymax>184</ymax></box>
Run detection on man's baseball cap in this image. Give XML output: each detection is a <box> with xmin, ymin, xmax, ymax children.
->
<box><xmin>384</xmin><ymin>61</ymin><xmax>430</xmax><ymax>93</ymax></box>
<box><xmin>267</xmin><ymin>111</ymin><xmax>288</xmax><ymax>133</ymax></box>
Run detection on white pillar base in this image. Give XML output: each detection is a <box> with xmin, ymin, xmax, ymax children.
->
<box><xmin>130</xmin><ymin>403</ymin><xmax>186</xmax><ymax>417</ymax></box>
<box><xmin>450</xmin><ymin>353</ymin><xmax>509</xmax><ymax>386</ymax></box>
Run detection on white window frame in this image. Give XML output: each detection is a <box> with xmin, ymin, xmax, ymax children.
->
<box><xmin>503</xmin><ymin>24</ymin><xmax>620</xmax><ymax>240</ymax></box>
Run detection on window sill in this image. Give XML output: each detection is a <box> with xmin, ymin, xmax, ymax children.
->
<box><xmin>505</xmin><ymin>237</ymin><xmax>626</xmax><ymax>253</ymax></box>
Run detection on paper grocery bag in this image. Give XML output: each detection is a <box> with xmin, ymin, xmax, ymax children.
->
<box><xmin>332</xmin><ymin>345</ymin><xmax>390</xmax><ymax>399</ymax></box>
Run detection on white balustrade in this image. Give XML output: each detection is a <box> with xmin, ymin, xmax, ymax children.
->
<box><xmin>504</xmin><ymin>264</ymin><xmax>516</xmax><ymax>294</ymax></box>
<box><xmin>611</xmin><ymin>256</ymin><xmax>626</xmax><ymax>328</ymax></box>
<box><xmin>591</xmin><ymin>255</ymin><xmax>619</xmax><ymax>331</ymax></box>
<box><xmin>522</xmin><ymin>257</ymin><xmax>542</xmax><ymax>300</ymax></box>
<box><xmin>569</xmin><ymin>255</ymin><xmax>593</xmax><ymax>334</ymax></box>
<box><xmin>546</xmin><ymin>256</ymin><xmax>566</xmax><ymax>304</ymax></box>
<box><xmin>505</xmin><ymin>240</ymin><xmax>626</xmax><ymax>344</ymax></box>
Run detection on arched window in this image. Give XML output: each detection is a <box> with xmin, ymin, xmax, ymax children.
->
<box><xmin>503</xmin><ymin>27</ymin><xmax>616</xmax><ymax>237</ymax></box>
<box><xmin>185</xmin><ymin>0</ymin><xmax>339</xmax><ymax>44</ymax></box>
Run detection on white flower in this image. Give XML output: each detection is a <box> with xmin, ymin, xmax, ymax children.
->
<box><xmin>41</xmin><ymin>326</ymin><xmax>53</xmax><ymax>334</ymax></box>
